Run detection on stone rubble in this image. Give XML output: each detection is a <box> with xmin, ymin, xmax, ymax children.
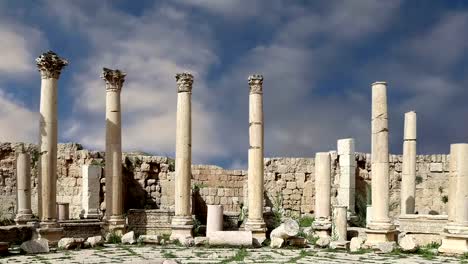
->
<box><xmin>121</xmin><ymin>231</ymin><xmax>136</xmax><ymax>244</ymax></box>
<box><xmin>20</xmin><ymin>238</ymin><xmax>49</xmax><ymax>254</ymax></box>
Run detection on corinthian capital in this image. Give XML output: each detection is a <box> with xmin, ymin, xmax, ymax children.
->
<box><xmin>248</xmin><ymin>74</ymin><xmax>263</xmax><ymax>94</ymax></box>
<box><xmin>175</xmin><ymin>72</ymin><xmax>193</xmax><ymax>93</ymax></box>
<box><xmin>36</xmin><ymin>51</ymin><xmax>68</xmax><ymax>79</ymax></box>
<box><xmin>102</xmin><ymin>68</ymin><xmax>126</xmax><ymax>92</ymax></box>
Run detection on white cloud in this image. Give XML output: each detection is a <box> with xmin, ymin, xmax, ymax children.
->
<box><xmin>0</xmin><ymin>89</ymin><xmax>37</xmax><ymax>142</ymax></box>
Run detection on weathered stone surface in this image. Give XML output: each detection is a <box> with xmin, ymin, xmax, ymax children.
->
<box><xmin>0</xmin><ymin>242</ymin><xmax>9</xmax><ymax>255</ymax></box>
<box><xmin>122</xmin><ymin>231</ymin><xmax>136</xmax><ymax>244</ymax></box>
<box><xmin>270</xmin><ymin>219</ymin><xmax>299</xmax><ymax>240</ymax></box>
<box><xmin>138</xmin><ymin>235</ymin><xmax>160</xmax><ymax>244</ymax></box>
<box><xmin>84</xmin><ymin>236</ymin><xmax>103</xmax><ymax>248</ymax></box>
<box><xmin>376</xmin><ymin>242</ymin><xmax>396</xmax><ymax>253</ymax></box>
<box><xmin>315</xmin><ymin>237</ymin><xmax>331</xmax><ymax>248</ymax></box>
<box><xmin>287</xmin><ymin>237</ymin><xmax>307</xmax><ymax>247</ymax></box>
<box><xmin>330</xmin><ymin>241</ymin><xmax>349</xmax><ymax>250</ymax></box>
<box><xmin>163</xmin><ymin>260</ymin><xmax>180</xmax><ymax>264</ymax></box>
<box><xmin>20</xmin><ymin>239</ymin><xmax>49</xmax><ymax>254</ymax></box>
<box><xmin>399</xmin><ymin>235</ymin><xmax>418</xmax><ymax>252</ymax></box>
<box><xmin>58</xmin><ymin>237</ymin><xmax>84</xmax><ymax>249</ymax></box>
<box><xmin>194</xmin><ymin>237</ymin><xmax>209</xmax><ymax>246</ymax></box>
<box><xmin>350</xmin><ymin>237</ymin><xmax>365</xmax><ymax>252</ymax></box>
<box><xmin>208</xmin><ymin>231</ymin><xmax>252</xmax><ymax>247</ymax></box>
<box><xmin>270</xmin><ymin>237</ymin><xmax>284</xmax><ymax>248</ymax></box>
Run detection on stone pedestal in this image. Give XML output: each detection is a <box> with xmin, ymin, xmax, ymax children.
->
<box><xmin>170</xmin><ymin>73</ymin><xmax>194</xmax><ymax>241</ymax></box>
<box><xmin>333</xmin><ymin>206</ymin><xmax>348</xmax><ymax>242</ymax></box>
<box><xmin>102</xmin><ymin>68</ymin><xmax>126</xmax><ymax>233</ymax></box>
<box><xmin>312</xmin><ymin>152</ymin><xmax>332</xmax><ymax>238</ymax></box>
<box><xmin>337</xmin><ymin>139</ymin><xmax>356</xmax><ymax>218</ymax></box>
<box><xmin>365</xmin><ymin>82</ymin><xmax>395</xmax><ymax>245</ymax></box>
<box><xmin>80</xmin><ymin>165</ymin><xmax>101</xmax><ymax>219</ymax></box>
<box><xmin>244</xmin><ymin>74</ymin><xmax>266</xmax><ymax>244</ymax></box>
<box><xmin>401</xmin><ymin>111</ymin><xmax>417</xmax><ymax>215</ymax></box>
<box><xmin>15</xmin><ymin>145</ymin><xmax>33</xmax><ymax>225</ymax></box>
<box><xmin>56</xmin><ymin>203</ymin><xmax>69</xmax><ymax>221</ymax></box>
<box><xmin>439</xmin><ymin>144</ymin><xmax>468</xmax><ymax>255</ymax></box>
<box><xmin>207</xmin><ymin>205</ymin><xmax>223</xmax><ymax>235</ymax></box>
<box><xmin>36</xmin><ymin>51</ymin><xmax>67</xmax><ymax>236</ymax></box>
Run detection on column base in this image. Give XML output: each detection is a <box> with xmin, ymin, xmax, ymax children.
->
<box><xmin>170</xmin><ymin>216</ymin><xmax>193</xmax><ymax>241</ymax></box>
<box><xmin>15</xmin><ymin>213</ymin><xmax>34</xmax><ymax>225</ymax></box>
<box><xmin>36</xmin><ymin>226</ymin><xmax>64</xmax><ymax>246</ymax></box>
<box><xmin>365</xmin><ymin>221</ymin><xmax>396</xmax><ymax>246</ymax></box>
<box><xmin>438</xmin><ymin>232</ymin><xmax>468</xmax><ymax>255</ymax></box>
<box><xmin>244</xmin><ymin>218</ymin><xmax>266</xmax><ymax>245</ymax></box>
<box><xmin>106</xmin><ymin>215</ymin><xmax>126</xmax><ymax>235</ymax></box>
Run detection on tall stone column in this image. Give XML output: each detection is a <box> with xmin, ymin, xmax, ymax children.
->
<box><xmin>439</xmin><ymin>143</ymin><xmax>468</xmax><ymax>254</ymax></box>
<box><xmin>366</xmin><ymin>81</ymin><xmax>395</xmax><ymax>245</ymax></box>
<box><xmin>401</xmin><ymin>111</ymin><xmax>417</xmax><ymax>215</ymax></box>
<box><xmin>244</xmin><ymin>74</ymin><xmax>266</xmax><ymax>244</ymax></box>
<box><xmin>312</xmin><ymin>152</ymin><xmax>332</xmax><ymax>238</ymax></box>
<box><xmin>36</xmin><ymin>51</ymin><xmax>67</xmax><ymax>243</ymax></box>
<box><xmin>170</xmin><ymin>72</ymin><xmax>194</xmax><ymax>241</ymax></box>
<box><xmin>102</xmin><ymin>68</ymin><xmax>126</xmax><ymax>232</ymax></box>
<box><xmin>15</xmin><ymin>144</ymin><xmax>33</xmax><ymax>225</ymax></box>
<box><xmin>337</xmin><ymin>138</ymin><xmax>356</xmax><ymax>217</ymax></box>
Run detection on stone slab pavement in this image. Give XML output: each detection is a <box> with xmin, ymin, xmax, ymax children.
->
<box><xmin>0</xmin><ymin>245</ymin><xmax>465</xmax><ymax>264</ymax></box>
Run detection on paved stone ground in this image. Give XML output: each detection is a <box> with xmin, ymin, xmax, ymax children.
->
<box><xmin>0</xmin><ymin>245</ymin><xmax>465</xmax><ymax>264</ymax></box>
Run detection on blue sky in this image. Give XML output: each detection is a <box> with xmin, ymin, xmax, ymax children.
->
<box><xmin>1</xmin><ymin>0</ymin><xmax>468</xmax><ymax>168</ymax></box>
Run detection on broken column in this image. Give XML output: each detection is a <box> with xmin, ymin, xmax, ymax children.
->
<box><xmin>337</xmin><ymin>138</ymin><xmax>356</xmax><ymax>217</ymax></box>
<box><xmin>333</xmin><ymin>205</ymin><xmax>348</xmax><ymax>242</ymax></box>
<box><xmin>102</xmin><ymin>68</ymin><xmax>126</xmax><ymax>232</ymax></box>
<box><xmin>15</xmin><ymin>144</ymin><xmax>33</xmax><ymax>225</ymax></box>
<box><xmin>312</xmin><ymin>152</ymin><xmax>332</xmax><ymax>238</ymax></box>
<box><xmin>80</xmin><ymin>165</ymin><xmax>101</xmax><ymax>219</ymax></box>
<box><xmin>36</xmin><ymin>51</ymin><xmax>67</xmax><ymax>242</ymax></box>
<box><xmin>170</xmin><ymin>72</ymin><xmax>194</xmax><ymax>241</ymax></box>
<box><xmin>401</xmin><ymin>111</ymin><xmax>417</xmax><ymax>215</ymax></box>
<box><xmin>439</xmin><ymin>143</ymin><xmax>468</xmax><ymax>255</ymax></box>
<box><xmin>365</xmin><ymin>81</ymin><xmax>396</xmax><ymax>245</ymax></box>
<box><xmin>207</xmin><ymin>205</ymin><xmax>223</xmax><ymax>235</ymax></box>
<box><xmin>244</xmin><ymin>74</ymin><xmax>267</xmax><ymax>244</ymax></box>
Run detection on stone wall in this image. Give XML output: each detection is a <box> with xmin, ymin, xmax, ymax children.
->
<box><xmin>0</xmin><ymin>142</ymin><xmax>450</xmax><ymax>224</ymax></box>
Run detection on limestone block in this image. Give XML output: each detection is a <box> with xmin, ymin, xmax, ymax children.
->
<box><xmin>20</xmin><ymin>239</ymin><xmax>49</xmax><ymax>254</ymax></box>
<box><xmin>315</xmin><ymin>237</ymin><xmax>331</xmax><ymax>248</ymax></box>
<box><xmin>270</xmin><ymin>237</ymin><xmax>284</xmax><ymax>248</ymax></box>
<box><xmin>86</xmin><ymin>236</ymin><xmax>103</xmax><ymax>247</ymax></box>
<box><xmin>270</xmin><ymin>219</ymin><xmax>299</xmax><ymax>241</ymax></box>
<box><xmin>430</xmin><ymin>163</ymin><xmax>443</xmax><ymax>172</ymax></box>
<box><xmin>206</xmin><ymin>205</ymin><xmax>223</xmax><ymax>234</ymax></box>
<box><xmin>376</xmin><ymin>242</ymin><xmax>396</xmax><ymax>253</ymax></box>
<box><xmin>208</xmin><ymin>231</ymin><xmax>252</xmax><ymax>246</ymax></box>
<box><xmin>122</xmin><ymin>231</ymin><xmax>136</xmax><ymax>244</ymax></box>
<box><xmin>286</xmin><ymin>182</ymin><xmax>296</xmax><ymax>189</ymax></box>
<box><xmin>399</xmin><ymin>235</ymin><xmax>418</xmax><ymax>252</ymax></box>
<box><xmin>58</xmin><ymin>237</ymin><xmax>84</xmax><ymax>249</ymax></box>
<box><xmin>194</xmin><ymin>237</ymin><xmax>209</xmax><ymax>246</ymax></box>
<box><xmin>138</xmin><ymin>235</ymin><xmax>160</xmax><ymax>244</ymax></box>
<box><xmin>350</xmin><ymin>237</ymin><xmax>364</xmax><ymax>252</ymax></box>
<box><xmin>338</xmin><ymin>139</ymin><xmax>355</xmax><ymax>155</ymax></box>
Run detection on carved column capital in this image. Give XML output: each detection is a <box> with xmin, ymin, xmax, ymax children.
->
<box><xmin>36</xmin><ymin>51</ymin><xmax>68</xmax><ymax>79</ymax></box>
<box><xmin>175</xmin><ymin>72</ymin><xmax>193</xmax><ymax>93</ymax></box>
<box><xmin>102</xmin><ymin>68</ymin><xmax>126</xmax><ymax>92</ymax></box>
<box><xmin>248</xmin><ymin>74</ymin><xmax>263</xmax><ymax>94</ymax></box>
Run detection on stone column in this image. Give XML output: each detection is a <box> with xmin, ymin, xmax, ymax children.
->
<box><xmin>102</xmin><ymin>68</ymin><xmax>126</xmax><ymax>232</ymax></box>
<box><xmin>312</xmin><ymin>152</ymin><xmax>332</xmax><ymax>238</ymax></box>
<box><xmin>366</xmin><ymin>81</ymin><xmax>395</xmax><ymax>245</ymax></box>
<box><xmin>439</xmin><ymin>143</ymin><xmax>468</xmax><ymax>254</ymax></box>
<box><xmin>332</xmin><ymin>205</ymin><xmax>348</xmax><ymax>242</ymax></box>
<box><xmin>206</xmin><ymin>205</ymin><xmax>223</xmax><ymax>235</ymax></box>
<box><xmin>80</xmin><ymin>165</ymin><xmax>101</xmax><ymax>219</ymax></box>
<box><xmin>401</xmin><ymin>111</ymin><xmax>417</xmax><ymax>215</ymax></box>
<box><xmin>337</xmin><ymin>138</ymin><xmax>356</xmax><ymax>217</ymax></box>
<box><xmin>36</xmin><ymin>51</ymin><xmax>67</xmax><ymax>243</ymax></box>
<box><xmin>15</xmin><ymin>144</ymin><xmax>33</xmax><ymax>225</ymax></box>
<box><xmin>170</xmin><ymin>72</ymin><xmax>194</xmax><ymax>241</ymax></box>
<box><xmin>244</xmin><ymin>74</ymin><xmax>267</xmax><ymax>244</ymax></box>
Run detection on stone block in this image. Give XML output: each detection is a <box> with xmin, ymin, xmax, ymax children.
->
<box><xmin>20</xmin><ymin>239</ymin><xmax>49</xmax><ymax>254</ymax></box>
<box><xmin>430</xmin><ymin>163</ymin><xmax>443</xmax><ymax>172</ymax></box>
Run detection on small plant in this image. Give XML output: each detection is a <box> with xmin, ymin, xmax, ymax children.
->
<box><xmin>298</xmin><ymin>216</ymin><xmax>314</xmax><ymax>227</ymax></box>
<box><xmin>415</xmin><ymin>175</ymin><xmax>423</xmax><ymax>185</ymax></box>
<box><xmin>441</xmin><ymin>195</ymin><xmax>448</xmax><ymax>204</ymax></box>
<box><xmin>107</xmin><ymin>232</ymin><xmax>121</xmax><ymax>244</ymax></box>
<box><xmin>162</xmin><ymin>250</ymin><xmax>177</xmax><ymax>258</ymax></box>
<box><xmin>192</xmin><ymin>217</ymin><xmax>202</xmax><ymax>236</ymax></box>
<box><xmin>220</xmin><ymin>248</ymin><xmax>249</xmax><ymax>263</ymax></box>
<box><xmin>350</xmin><ymin>248</ymin><xmax>373</xmax><ymax>255</ymax></box>
<box><xmin>272</xmin><ymin>192</ymin><xmax>284</xmax><ymax>228</ymax></box>
<box><xmin>192</xmin><ymin>182</ymin><xmax>207</xmax><ymax>192</ymax></box>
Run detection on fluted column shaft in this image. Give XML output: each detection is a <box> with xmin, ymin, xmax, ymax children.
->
<box><xmin>401</xmin><ymin>111</ymin><xmax>417</xmax><ymax>215</ymax></box>
<box><xmin>15</xmin><ymin>145</ymin><xmax>33</xmax><ymax>224</ymax></box>
<box><xmin>370</xmin><ymin>81</ymin><xmax>391</xmax><ymax>226</ymax></box>
<box><xmin>103</xmin><ymin>68</ymin><xmax>126</xmax><ymax>225</ymax></box>
<box><xmin>36</xmin><ymin>51</ymin><xmax>67</xmax><ymax>227</ymax></box>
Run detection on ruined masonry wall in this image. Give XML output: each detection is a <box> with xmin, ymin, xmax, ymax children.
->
<box><xmin>0</xmin><ymin>142</ymin><xmax>450</xmax><ymax>221</ymax></box>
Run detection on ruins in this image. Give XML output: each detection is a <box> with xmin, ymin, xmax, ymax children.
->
<box><xmin>0</xmin><ymin>50</ymin><xmax>467</xmax><ymax>261</ymax></box>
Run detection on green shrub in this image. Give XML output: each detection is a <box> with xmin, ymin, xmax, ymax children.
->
<box><xmin>298</xmin><ymin>216</ymin><xmax>314</xmax><ymax>227</ymax></box>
